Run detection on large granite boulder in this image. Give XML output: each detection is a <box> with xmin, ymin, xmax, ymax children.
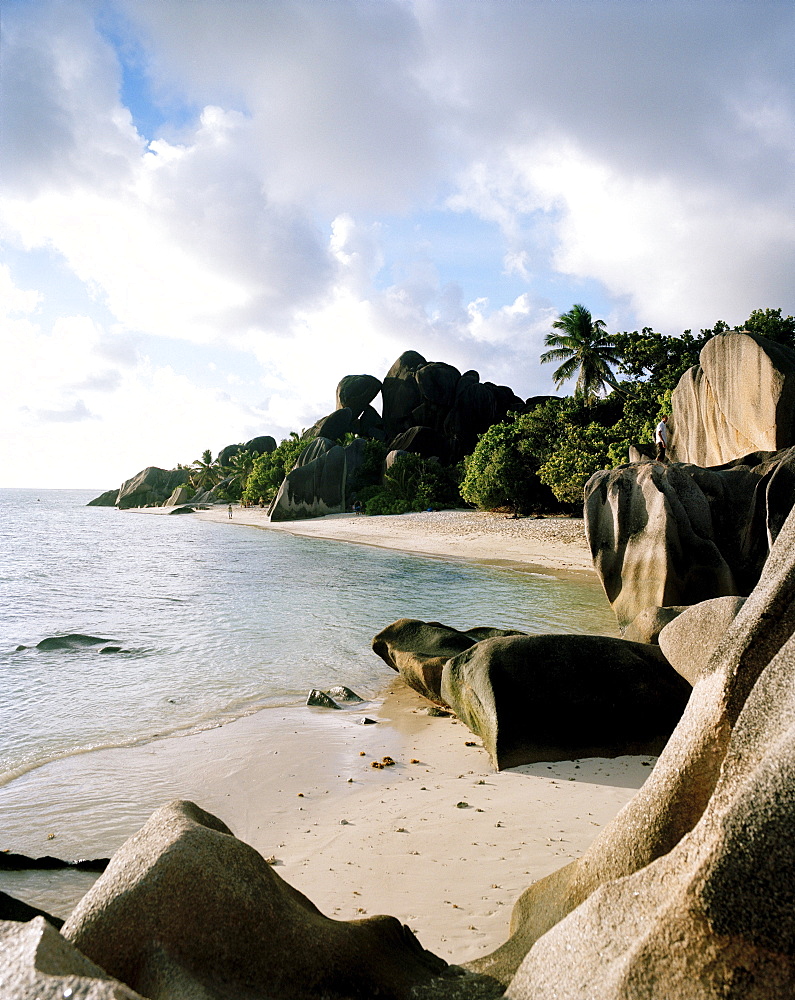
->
<box><xmin>658</xmin><ymin>595</ymin><xmax>746</xmax><ymax>685</ymax></box>
<box><xmin>416</xmin><ymin>361</ymin><xmax>461</xmax><ymax>410</ymax></box>
<box><xmin>440</xmin><ymin>634</ymin><xmax>689</xmax><ymax>769</ymax></box>
<box><xmin>504</xmin><ymin>526</ymin><xmax>795</xmax><ymax>998</ymax></box>
<box><xmin>164</xmin><ymin>485</ymin><xmax>192</xmax><ymax>506</ymax></box>
<box><xmin>621</xmin><ymin>604</ymin><xmax>687</xmax><ymax>644</ymax></box>
<box><xmin>62</xmin><ymin>800</ymin><xmax>447</xmax><ymax>1000</ymax></box>
<box><xmin>336</xmin><ymin>374</ymin><xmax>382</xmax><ymax>418</ymax></box>
<box><xmin>217</xmin><ymin>436</ymin><xmax>277</xmax><ymax>467</ymax></box>
<box><xmin>484</xmin><ymin>382</ymin><xmax>526</xmax><ymax>423</ymax></box>
<box><xmin>388</xmin><ymin>426</ymin><xmax>450</xmax><ymax>462</ymax></box>
<box><xmin>116</xmin><ymin>467</ymin><xmax>188</xmax><ymax>510</ymax></box>
<box><xmin>444</xmin><ymin>378</ymin><xmax>498</xmax><ymax>460</ymax></box>
<box><xmin>86</xmin><ymin>489</ymin><xmax>118</xmax><ymax>507</ymax></box>
<box><xmin>0</xmin><ymin>917</ymin><xmax>146</xmax><ymax>1000</ymax></box>
<box><xmin>584</xmin><ymin>448</ymin><xmax>795</xmax><ymax>632</ymax></box>
<box><xmin>245</xmin><ymin>435</ymin><xmax>277</xmax><ymax>456</ymax></box>
<box><xmin>268</xmin><ymin>437</ymin><xmax>366</xmax><ymax>521</ymax></box>
<box><xmin>381</xmin><ymin>351</ymin><xmax>427</xmax><ymax>440</ymax></box>
<box><xmin>357</xmin><ymin>403</ymin><xmax>386</xmax><ymax>441</ymax></box>
<box><xmin>669</xmin><ymin>331</ymin><xmax>795</xmax><ymax>466</ymax></box>
<box><xmin>302</xmin><ymin>407</ymin><xmax>356</xmax><ymax>443</ymax></box>
<box><xmin>372</xmin><ymin>618</ymin><xmax>526</xmax><ymax>704</ymax></box>
<box><xmin>470</xmin><ymin>498</ymin><xmax>795</xmax><ymax>989</ymax></box>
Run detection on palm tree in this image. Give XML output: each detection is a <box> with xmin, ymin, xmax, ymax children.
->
<box><xmin>541</xmin><ymin>304</ymin><xmax>623</xmax><ymax>402</ymax></box>
<box><xmin>224</xmin><ymin>449</ymin><xmax>255</xmax><ymax>495</ymax></box>
<box><xmin>190</xmin><ymin>449</ymin><xmax>221</xmax><ymax>492</ymax></box>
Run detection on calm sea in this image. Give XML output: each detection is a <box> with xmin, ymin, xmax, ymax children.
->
<box><xmin>0</xmin><ymin>489</ymin><xmax>616</xmax><ymax>788</ymax></box>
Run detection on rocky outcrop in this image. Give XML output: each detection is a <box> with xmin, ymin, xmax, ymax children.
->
<box><xmin>381</xmin><ymin>352</ymin><xmax>525</xmax><ymax>463</ymax></box>
<box><xmin>470</xmin><ymin>499</ymin><xmax>795</xmax><ymax>991</ymax></box>
<box><xmin>372</xmin><ymin>620</ymin><xmax>688</xmax><ymax>768</ymax></box>
<box><xmin>336</xmin><ymin>374</ymin><xmax>382</xmax><ymax>417</ymax></box>
<box><xmin>621</xmin><ymin>604</ymin><xmax>687</xmax><ymax>643</ymax></box>
<box><xmin>0</xmin><ymin>917</ymin><xmax>146</xmax><ymax>999</ymax></box>
<box><xmin>500</xmin><ymin>508</ymin><xmax>795</xmax><ymax>998</ymax></box>
<box><xmin>584</xmin><ymin>448</ymin><xmax>795</xmax><ymax>632</ymax></box>
<box><xmin>389</xmin><ymin>426</ymin><xmax>451</xmax><ymax>462</ymax></box>
<box><xmin>217</xmin><ymin>435</ymin><xmax>277</xmax><ymax>467</ymax></box>
<box><xmin>61</xmin><ymin>800</ymin><xmax>447</xmax><ymax>1000</ymax></box>
<box><xmin>669</xmin><ymin>331</ymin><xmax>795</xmax><ymax>466</ymax></box>
<box><xmin>372</xmin><ymin>618</ymin><xmax>526</xmax><ymax>704</ymax></box>
<box><xmin>268</xmin><ymin>437</ymin><xmax>366</xmax><ymax>521</ymax></box>
<box><xmin>441</xmin><ymin>634</ymin><xmax>689</xmax><ymax>769</ymax></box>
<box><xmin>164</xmin><ymin>485</ymin><xmax>192</xmax><ymax>506</ymax></box>
<box><xmin>116</xmin><ymin>467</ymin><xmax>189</xmax><ymax>510</ymax></box>
<box><xmin>86</xmin><ymin>488</ymin><xmax>118</xmax><ymax>507</ymax></box>
<box><xmin>302</xmin><ymin>406</ymin><xmax>356</xmax><ymax>443</ymax></box>
<box><xmin>658</xmin><ymin>595</ymin><xmax>746</xmax><ymax>685</ymax></box>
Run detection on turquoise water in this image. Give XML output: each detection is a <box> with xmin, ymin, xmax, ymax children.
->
<box><xmin>0</xmin><ymin>489</ymin><xmax>616</xmax><ymax>785</ymax></box>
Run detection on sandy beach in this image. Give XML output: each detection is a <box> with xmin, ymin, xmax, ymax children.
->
<box><xmin>197</xmin><ymin>506</ymin><xmax>596</xmax><ymax>577</ymax></box>
<box><xmin>1</xmin><ymin>507</ymin><xmax>647</xmax><ymax>967</ymax></box>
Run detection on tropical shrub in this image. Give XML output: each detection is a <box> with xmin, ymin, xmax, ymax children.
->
<box><xmin>359</xmin><ymin>452</ymin><xmax>463</xmax><ymax>515</ymax></box>
<box><xmin>241</xmin><ymin>433</ymin><xmax>306</xmax><ymax>505</ymax></box>
<box><xmin>460</xmin><ymin>413</ymin><xmax>559</xmax><ymax>515</ymax></box>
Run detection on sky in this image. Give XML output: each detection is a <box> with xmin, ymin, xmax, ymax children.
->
<box><xmin>2</xmin><ymin>0</ymin><xmax>794</xmax><ymax>489</ymax></box>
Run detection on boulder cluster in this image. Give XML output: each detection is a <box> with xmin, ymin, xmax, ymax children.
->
<box><xmin>372</xmin><ymin>619</ymin><xmax>689</xmax><ymax>769</ymax></box>
<box><xmin>88</xmin><ymin>351</ymin><xmax>542</xmax><ymax>517</ymax></box>
<box><xmin>38</xmin><ymin>330</ymin><xmax>793</xmax><ymax>996</ymax></box>
<box><xmin>87</xmin><ymin>436</ymin><xmax>277</xmax><ymax>510</ymax></box>
<box><xmin>585</xmin><ymin>333</ymin><xmax>795</xmax><ymax>639</ymax></box>
<box><xmin>269</xmin><ymin>351</ymin><xmax>539</xmax><ymax>521</ymax></box>
<box><xmin>6</xmin><ymin>507</ymin><xmax>795</xmax><ymax>998</ymax></box>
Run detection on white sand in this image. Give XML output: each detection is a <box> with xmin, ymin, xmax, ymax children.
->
<box><xmin>194</xmin><ymin>507</ymin><xmax>595</xmax><ymax>577</ymax></box>
<box><xmin>1</xmin><ymin>682</ymin><xmax>649</xmax><ymax>964</ymax></box>
<box><xmin>1</xmin><ymin>508</ymin><xmax>649</xmax><ymax>966</ymax></box>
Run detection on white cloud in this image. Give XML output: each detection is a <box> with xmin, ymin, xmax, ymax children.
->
<box><xmin>452</xmin><ymin>138</ymin><xmax>795</xmax><ymax>332</ymax></box>
<box><xmin>1</xmin><ymin>0</ymin><xmax>794</xmax><ymax>485</ymax></box>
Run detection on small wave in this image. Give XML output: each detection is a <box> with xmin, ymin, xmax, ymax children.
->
<box><xmin>0</xmin><ymin>691</ymin><xmax>319</xmax><ymax>789</ymax></box>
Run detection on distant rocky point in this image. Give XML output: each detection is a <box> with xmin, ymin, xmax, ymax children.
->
<box><xmin>88</xmin><ymin>350</ymin><xmax>548</xmax><ymax>517</ymax></box>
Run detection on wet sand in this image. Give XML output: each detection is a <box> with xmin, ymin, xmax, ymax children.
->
<box><xmin>0</xmin><ymin>507</ymin><xmax>647</xmax><ymax>965</ymax></box>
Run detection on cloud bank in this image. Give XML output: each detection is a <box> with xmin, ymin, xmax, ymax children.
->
<box><xmin>1</xmin><ymin>0</ymin><xmax>793</xmax><ymax>486</ymax></box>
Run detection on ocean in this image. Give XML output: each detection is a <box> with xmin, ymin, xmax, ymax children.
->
<box><xmin>0</xmin><ymin>488</ymin><xmax>619</xmax><ymax>916</ymax></box>
<box><xmin>0</xmin><ymin>489</ymin><xmax>616</xmax><ymax>790</ymax></box>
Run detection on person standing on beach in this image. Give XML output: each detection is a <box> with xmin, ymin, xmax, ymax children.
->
<box><xmin>227</xmin><ymin>504</ymin><xmax>233</xmax><ymax>518</ymax></box>
<box><xmin>655</xmin><ymin>415</ymin><xmax>669</xmax><ymax>462</ymax></box>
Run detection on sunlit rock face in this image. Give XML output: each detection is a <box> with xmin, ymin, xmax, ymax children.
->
<box><xmin>61</xmin><ymin>800</ymin><xmax>448</xmax><ymax>1000</ymax></box>
<box><xmin>584</xmin><ymin>448</ymin><xmax>795</xmax><ymax>633</ymax></box>
<box><xmin>669</xmin><ymin>331</ymin><xmax>795</xmax><ymax>467</ymax></box>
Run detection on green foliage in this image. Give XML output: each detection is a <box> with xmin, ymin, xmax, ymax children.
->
<box><xmin>742</xmin><ymin>308</ymin><xmax>795</xmax><ymax>349</ymax></box>
<box><xmin>538</xmin><ymin>423</ymin><xmax>616</xmax><ymax>504</ymax></box>
<box><xmin>611</xmin><ymin>328</ymin><xmax>706</xmax><ymax>390</ymax></box>
<box><xmin>460</xmin><ymin>412</ymin><xmax>559</xmax><ymax>515</ymax></box>
<box><xmin>541</xmin><ymin>303</ymin><xmax>623</xmax><ymax>402</ymax></box>
<box><xmin>348</xmin><ymin>439</ymin><xmax>388</xmax><ymax>493</ymax></box>
<box><xmin>359</xmin><ymin>452</ymin><xmax>463</xmax><ymax>515</ymax></box>
<box><xmin>189</xmin><ymin>448</ymin><xmax>221</xmax><ymax>493</ymax></box>
<box><xmin>241</xmin><ymin>433</ymin><xmax>307</xmax><ymax>505</ymax></box>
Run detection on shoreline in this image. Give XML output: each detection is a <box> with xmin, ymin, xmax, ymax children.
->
<box><xmin>0</xmin><ymin>679</ymin><xmax>649</xmax><ymax>964</ymax></box>
<box><xmin>152</xmin><ymin>506</ymin><xmax>597</xmax><ymax>579</ymax></box>
<box><xmin>0</xmin><ymin>505</ymin><xmax>640</xmax><ymax>965</ymax></box>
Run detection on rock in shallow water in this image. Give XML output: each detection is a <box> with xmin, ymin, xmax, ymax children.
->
<box><xmin>372</xmin><ymin>618</ymin><xmax>526</xmax><ymax>704</ymax></box>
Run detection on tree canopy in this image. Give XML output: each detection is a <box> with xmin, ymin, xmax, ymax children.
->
<box><xmin>541</xmin><ymin>303</ymin><xmax>623</xmax><ymax>402</ymax></box>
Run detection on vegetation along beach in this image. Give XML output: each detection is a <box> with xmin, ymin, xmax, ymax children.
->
<box><xmin>4</xmin><ymin>3</ymin><xmax>795</xmax><ymax>997</ymax></box>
